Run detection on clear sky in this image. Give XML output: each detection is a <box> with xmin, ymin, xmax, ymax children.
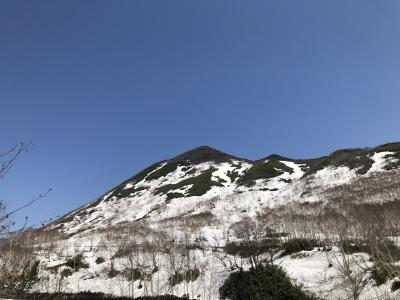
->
<box><xmin>1</xmin><ymin>0</ymin><xmax>400</xmax><ymax>227</ymax></box>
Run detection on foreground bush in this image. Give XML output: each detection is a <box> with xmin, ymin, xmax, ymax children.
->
<box><xmin>281</xmin><ymin>238</ymin><xmax>322</xmax><ymax>256</ymax></box>
<box><xmin>28</xmin><ymin>292</ymin><xmax>187</xmax><ymax>299</ymax></box>
<box><xmin>0</xmin><ymin>255</ymin><xmax>40</xmax><ymax>297</ymax></box>
<box><xmin>219</xmin><ymin>264</ymin><xmax>321</xmax><ymax>300</ymax></box>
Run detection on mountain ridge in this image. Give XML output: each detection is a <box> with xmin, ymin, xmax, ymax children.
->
<box><xmin>49</xmin><ymin>141</ymin><xmax>400</xmax><ymax>235</ymax></box>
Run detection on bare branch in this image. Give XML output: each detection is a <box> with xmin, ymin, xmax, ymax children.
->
<box><xmin>0</xmin><ymin>143</ymin><xmax>32</xmax><ymax>180</ymax></box>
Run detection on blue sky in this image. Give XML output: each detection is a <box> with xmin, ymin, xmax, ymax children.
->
<box><xmin>1</xmin><ymin>0</ymin><xmax>400</xmax><ymax>227</ymax></box>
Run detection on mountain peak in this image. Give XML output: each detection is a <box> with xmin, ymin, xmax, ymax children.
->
<box><xmin>170</xmin><ymin>145</ymin><xmax>246</xmax><ymax>164</ymax></box>
<box><xmin>263</xmin><ymin>154</ymin><xmax>292</xmax><ymax>161</ymax></box>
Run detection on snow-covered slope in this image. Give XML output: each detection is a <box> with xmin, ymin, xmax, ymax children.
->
<box><xmin>33</xmin><ymin>143</ymin><xmax>400</xmax><ymax>299</ymax></box>
<box><xmin>50</xmin><ymin>143</ymin><xmax>400</xmax><ymax>237</ymax></box>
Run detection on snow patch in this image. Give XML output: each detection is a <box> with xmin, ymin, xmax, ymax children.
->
<box><xmin>368</xmin><ymin>151</ymin><xmax>395</xmax><ymax>174</ymax></box>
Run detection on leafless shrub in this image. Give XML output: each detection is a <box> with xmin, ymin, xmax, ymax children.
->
<box><xmin>0</xmin><ymin>232</ymin><xmax>40</xmax><ymax>297</ymax></box>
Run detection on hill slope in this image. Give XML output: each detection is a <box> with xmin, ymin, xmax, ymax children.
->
<box><xmin>50</xmin><ymin>142</ymin><xmax>400</xmax><ymax>236</ymax></box>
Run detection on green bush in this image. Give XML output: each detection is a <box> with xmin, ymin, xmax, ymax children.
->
<box><xmin>391</xmin><ymin>281</ymin><xmax>400</xmax><ymax>292</ymax></box>
<box><xmin>340</xmin><ymin>239</ymin><xmax>370</xmax><ymax>254</ymax></box>
<box><xmin>371</xmin><ymin>263</ymin><xmax>400</xmax><ymax>286</ymax></box>
<box><xmin>281</xmin><ymin>238</ymin><xmax>321</xmax><ymax>256</ymax></box>
<box><xmin>238</xmin><ymin>159</ymin><xmax>294</xmax><ymax>187</ymax></box>
<box><xmin>219</xmin><ymin>264</ymin><xmax>321</xmax><ymax>300</ymax></box>
<box><xmin>155</xmin><ymin>168</ymin><xmax>223</xmax><ymax>197</ymax></box>
<box><xmin>124</xmin><ymin>268</ymin><xmax>143</xmax><ymax>281</ymax></box>
<box><xmin>378</xmin><ymin>240</ymin><xmax>400</xmax><ymax>261</ymax></box>
<box><xmin>371</xmin><ymin>265</ymin><xmax>389</xmax><ymax>286</ymax></box>
<box><xmin>95</xmin><ymin>257</ymin><xmax>105</xmax><ymax>264</ymax></box>
<box><xmin>226</xmin><ymin>170</ymin><xmax>240</xmax><ymax>183</ymax></box>
<box><xmin>166</xmin><ymin>192</ymin><xmax>184</xmax><ymax>201</ymax></box>
<box><xmin>340</xmin><ymin>239</ymin><xmax>400</xmax><ymax>260</ymax></box>
<box><xmin>61</xmin><ymin>268</ymin><xmax>73</xmax><ymax>278</ymax></box>
<box><xmin>225</xmin><ymin>239</ymin><xmax>280</xmax><ymax>258</ymax></box>
<box><xmin>108</xmin><ymin>268</ymin><xmax>121</xmax><ymax>278</ymax></box>
<box><xmin>65</xmin><ymin>254</ymin><xmax>89</xmax><ymax>271</ymax></box>
<box><xmin>304</xmin><ymin>148</ymin><xmax>374</xmax><ymax>176</ymax></box>
<box><xmin>168</xmin><ymin>273</ymin><xmax>184</xmax><ymax>287</ymax></box>
<box><xmin>184</xmin><ymin>267</ymin><xmax>200</xmax><ymax>282</ymax></box>
<box><xmin>168</xmin><ymin>267</ymin><xmax>201</xmax><ymax>287</ymax></box>
<box><xmin>146</xmin><ymin>162</ymin><xmax>182</xmax><ymax>181</ymax></box>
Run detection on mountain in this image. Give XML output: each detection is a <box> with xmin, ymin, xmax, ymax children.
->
<box><xmin>33</xmin><ymin>142</ymin><xmax>400</xmax><ymax>299</ymax></box>
<box><xmin>50</xmin><ymin>142</ymin><xmax>400</xmax><ymax>236</ymax></box>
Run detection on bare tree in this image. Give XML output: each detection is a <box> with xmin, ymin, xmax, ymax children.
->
<box><xmin>0</xmin><ymin>143</ymin><xmax>52</xmax><ymax>298</ymax></box>
<box><xmin>227</xmin><ymin>217</ymin><xmax>281</xmax><ymax>268</ymax></box>
<box><xmin>326</xmin><ymin>249</ymin><xmax>371</xmax><ymax>300</ymax></box>
<box><xmin>0</xmin><ymin>143</ymin><xmax>30</xmax><ymax>179</ymax></box>
<box><xmin>0</xmin><ymin>143</ymin><xmax>30</xmax><ymax>234</ymax></box>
